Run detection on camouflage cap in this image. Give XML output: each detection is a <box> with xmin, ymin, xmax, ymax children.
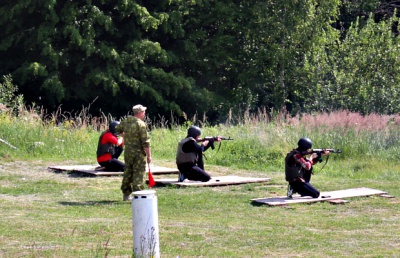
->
<box><xmin>132</xmin><ymin>104</ymin><xmax>147</xmax><ymax>114</ymax></box>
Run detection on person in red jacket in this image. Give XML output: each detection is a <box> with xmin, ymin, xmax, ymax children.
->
<box><xmin>96</xmin><ymin>121</ymin><xmax>125</xmax><ymax>172</ymax></box>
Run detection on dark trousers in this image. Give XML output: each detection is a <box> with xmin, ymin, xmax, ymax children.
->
<box><xmin>178</xmin><ymin>163</ymin><xmax>211</xmax><ymax>182</ymax></box>
<box><xmin>289</xmin><ymin>170</ymin><xmax>320</xmax><ymax>198</ymax></box>
<box><xmin>99</xmin><ymin>147</ymin><xmax>125</xmax><ymax>172</ymax></box>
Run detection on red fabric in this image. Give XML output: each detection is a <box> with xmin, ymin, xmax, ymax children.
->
<box><xmin>148</xmin><ymin>167</ymin><xmax>156</xmax><ymax>188</ymax></box>
<box><xmin>97</xmin><ymin>131</ymin><xmax>121</xmax><ymax>163</ymax></box>
<box><xmin>293</xmin><ymin>152</ymin><xmax>315</xmax><ymax>170</ymax></box>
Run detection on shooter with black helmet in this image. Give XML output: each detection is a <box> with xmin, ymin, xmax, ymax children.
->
<box><xmin>96</xmin><ymin>120</ymin><xmax>125</xmax><ymax>172</ymax></box>
<box><xmin>176</xmin><ymin>125</ymin><xmax>221</xmax><ymax>182</ymax></box>
<box><xmin>285</xmin><ymin>137</ymin><xmax>329</xmax><ymax>199</ymax></box>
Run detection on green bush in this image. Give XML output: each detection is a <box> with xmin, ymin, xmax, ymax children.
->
<box><xmin>0</xmin><ymin>75</ymin><xmax>23</xmax><ymax>114</ymax></box>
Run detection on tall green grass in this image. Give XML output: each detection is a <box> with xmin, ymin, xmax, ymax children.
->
<box><xmin>1</xmin><ymin>108</ymin><xmax>399</xmax><ymax>177</ymax></box>
<box><xmin>0</xmin><ymin>107</ymin><xmax>399</xmax><ymax>257</ymax></box>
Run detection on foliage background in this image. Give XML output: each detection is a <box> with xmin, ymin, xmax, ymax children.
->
<box><xmin>1</xmin><ymin>0</ymin><xmax>400</xmax><ymax>122</ymax></box>
<box><xmin>1</xmin><ymin>2</ymin><xmax>400</xmax><ymax>255</ymax></box>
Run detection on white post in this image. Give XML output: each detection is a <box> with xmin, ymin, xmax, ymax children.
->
<box><xmin>132</xmin><ymin>190</ymin><xmax>160</xmax><ymax>258</ymax></box>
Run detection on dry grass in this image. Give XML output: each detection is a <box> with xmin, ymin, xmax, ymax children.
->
<box><xmin>287</xmin><ymin>110</ymin><xmax>400</xmax><ymax>132</ymax></box>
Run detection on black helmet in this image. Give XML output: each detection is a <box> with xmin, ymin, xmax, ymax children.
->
<box><xmin>298</xmin><ymin>137</ymin><xmax>312</xmax><ymax>151</ymax></box>
<box><xmin>109</xmin><ymin>121</ymin><xmax>120</xmax><ymax>135</ymax></box>
<box><xmin>187</xmin><ymin>126</ymin><xmax>202</xmax><ymax>138</ymax></box>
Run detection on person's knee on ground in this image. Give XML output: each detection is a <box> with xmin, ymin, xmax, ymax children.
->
<box><xmin>201</xmin><ymin>175</ymin><xmax>211</xmax><ymax>182</ymax></box>
<box><xmin>311</xmin><ymin>191</ymin><xmax>320</xmax><ymax>198</ymax></box>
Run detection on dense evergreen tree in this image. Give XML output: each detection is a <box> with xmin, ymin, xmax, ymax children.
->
<box><xmin>0</xmin><ymin>0</ymin><xmax>193</xmax><ymax>118</ymax></box>
<box><xmin>154</xmin><ymin>0</ymin><xmax>261</xmax><ymax>120</ymax></box>
<box><xmin>0</xmin><ymin>0</ymin><xmax>399</xmax><ymax>122</ymax></box>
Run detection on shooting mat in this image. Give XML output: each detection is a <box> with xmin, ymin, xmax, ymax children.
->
<box><xmin>48</xmin><ymin>164</ymin><xmax>179</xmax><ymax>176</ymax></box>
<box><xmin>150</xmin><ymin>175</ymin><xmax>270</xmax><ymax>187</ymax></box>
<box><xmin>251</xmin><ymin>187</ymin><xmax>388</xmax><ymax>206</ymax></box>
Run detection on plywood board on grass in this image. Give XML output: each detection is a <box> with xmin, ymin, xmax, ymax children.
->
<box><xmin>48</xmin><ymin>164</ymin><xmax>179</xmax><ymax>176</ymax></box>
<box><xmin>151</xmin><ymin>176</ymin><xmax>270</xmax><ymax>187</ymax></box>
<box><xmin>251</xmin><ymin>187</ymin><xmax>388</xmax><ymax>206</ymax></box>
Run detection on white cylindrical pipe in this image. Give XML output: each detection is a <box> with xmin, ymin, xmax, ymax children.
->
<box><xmin>132</xmin><ymin>190</ymin><xmax>160</xmax><ymax>258</ymax></box>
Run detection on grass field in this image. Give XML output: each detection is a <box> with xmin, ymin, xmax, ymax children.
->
<box><xmin>0</xmin><ymin>109</ymin><xmax>399</xmax><ymax>257</ymax></box>
<box><xmin>0</xmin><ymin>158</ymin><xmax>399</xmax><ymax>257</ymax></box>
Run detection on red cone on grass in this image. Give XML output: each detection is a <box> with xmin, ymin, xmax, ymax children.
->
<box><xmin>148</xmin><ymin>166</ymin><xmax>156</xmax><ymax>188</ymax></box>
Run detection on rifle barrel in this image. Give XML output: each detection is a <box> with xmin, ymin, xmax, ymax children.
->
<box><xmin>0</xmin><ymin>138</ymin><xmax>18</xmax><ymax>150</ymax></box>
<box><xmin>311</xmin><ymin>148</ymin><xmax>342</xmax><ymax>153</ymax></box>
<box><xmin>301</xmin><ymin>149</ymin><xmax>342</xmax><ymax>155</ymax></box>
<box><xmin>198</xmin><ymin>136</ymin><xmax>234</xmax><ymax>141</ymax></box>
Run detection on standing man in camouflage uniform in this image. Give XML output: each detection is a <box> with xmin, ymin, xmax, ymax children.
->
<box><xmin>116</xmin><ymin>104</ymin><xmax>152</xmax><ymax>201</ymax></box>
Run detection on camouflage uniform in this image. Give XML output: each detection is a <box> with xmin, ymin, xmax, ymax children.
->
<box><xmin>116</xmin><ymin>116</ymin><xmax>150</xmax><ymax>195</ymax></box>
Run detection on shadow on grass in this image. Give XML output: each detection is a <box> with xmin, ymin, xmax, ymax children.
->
<box><xmin>250</xmin><ymin>201</ymin><xmax>267</xmax><ymax>207</ymax></box>
<box><xmin>48</xmin><ymin>168</ymin><xmax>96</xmax><ymax>178</ymax></box>
<box><xmin>48</xmin><ymin>168</ymin><xmax>124</xmax><ymax>178</ymax></box>
<box><xmin>67</xmin><ymin>172</ymin><xmax>98</xmax><ymax>178</ymax></box>
<box><xmin>58</xmin><ymin>200</ymin><xmax>126</xmax><ymax>206</ymax></box>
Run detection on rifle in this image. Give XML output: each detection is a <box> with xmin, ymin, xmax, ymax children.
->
<box><xmin>302</xmin><ymin>148</ymin><xmax>342</xmax><ymax>155</ymax></box>
<box><xmin>302</xmin><ymin>148</ymin><xmax>342</xmax><ymax>171</ymax></box>
<box><xmin>197</xmin><ymin>136</ymin><xmax>234</xmax><ymax>152</ymax></box>
<box><xmin>197</xmin><ymin>136</ymin><xmax>234</xmax><ymax>142</ymax></box>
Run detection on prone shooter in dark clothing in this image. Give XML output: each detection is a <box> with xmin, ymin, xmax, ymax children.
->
<box><xmin>176</xmin><ymin>126</ymin><xmax>221</xmax><ymax>182</ymax></box>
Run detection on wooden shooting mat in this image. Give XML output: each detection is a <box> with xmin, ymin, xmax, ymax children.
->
<box><xmin>150</xmin><ymin>175</ymin><xmax>270</xmax><ymax>187</ymax></box>
<box><xmin>251</xmin><ymin>187</ymin><xmax>389</xmax><ymax>206</ymax></box>
<box><xmin>48</xmin><ymin>164</ymin><xmax>179</xmax><ymax>176</ymax></box>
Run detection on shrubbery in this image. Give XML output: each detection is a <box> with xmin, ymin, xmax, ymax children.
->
<box><xmin>0</xmin><ymin>75</ymin><xmax>24</xmax><ymax>114</ymax></box>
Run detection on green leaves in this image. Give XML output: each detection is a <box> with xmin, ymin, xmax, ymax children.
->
<box><xmin>331</xmin><ymin>14</ymin><xmax>400</xmax><ymax>114</ymax></box>
<box><xmin>0</xmin><ymin>75</ymin><xmax>24</xmax><ymax>111</ymax></box>
<box><xmin>0</xmin><ymin>0</ymin><xmax>399</xmax><ymax>120</ymax></box>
